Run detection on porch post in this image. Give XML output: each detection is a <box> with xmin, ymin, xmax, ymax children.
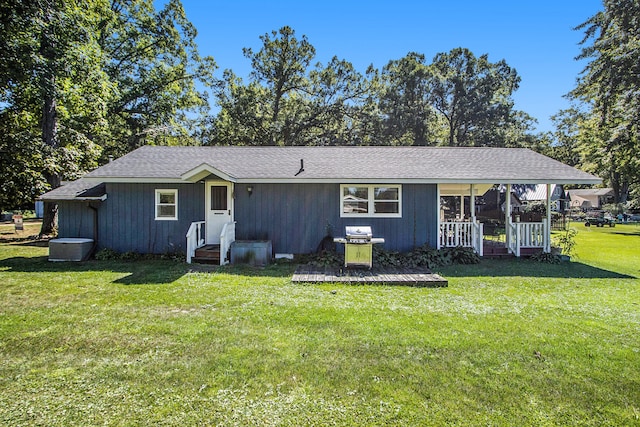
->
<box><xmin>470</xmin><ymin>184</ymin><xmax>483</xmax><ymax>256</ymax></box>
<box><xmin>546</xmin><ymin>183</ymin><xmax>552</xmax><ymax>252</ymax></box>
<box><xmin>460</xmin><ymin>195</ymin><xmax>465</xmax><ymax>220</ymax></box>
<box><xmin>470</xmin><ymin>184</ymin><xmax>476</xmax><ymax>221</ymax></box>
<box><xmin>436</xmin><ymin>184</ymin><xmax>441</xmax><ymax>249</ymax></box>
<box><xmin>505</xmin><ymin>184</ymin><xmax>511</xmax><ymax>249</ymax></box>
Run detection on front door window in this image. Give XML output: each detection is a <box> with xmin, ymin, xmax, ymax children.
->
<box><xmin>211</xmin><ymin>185</ymin><xmax>227</xmax><ymax>211</ymax></box>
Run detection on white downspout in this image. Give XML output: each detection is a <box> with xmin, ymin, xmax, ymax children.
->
<box><xmin>470</xmin><ymin>184</ymin><xmax>482</xmax><ymax>256</ymax></box>
<box><xmin>436</xmin><ymin>184</ymin><xmax>441</xmax><ymax>249</ymax></box>
<box><xmin>546</xmin><ymin>183</ymin><xmax>552</xmax><ymax>253</ymax></box>
<box><xmin>505</xmin><ymin>184</ymin><xmax>511</xmax><ymax>250</ymax></box>
<box><xmin>470</xmin><ymin>184</ymin><xmax>476</xmax><ymax>222</ymax></box>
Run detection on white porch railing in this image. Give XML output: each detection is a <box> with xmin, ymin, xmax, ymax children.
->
<box><xmin>186</xmin><ymin>221</ymin><xmax>205</xmax><ymax>264</ymax></box>
<box><xmin>507</xmin><ymin>219</ymin><xmax>549</xmax><ymax>257</ymax></box>
<box><xmin>439</xmin><ymin>221</ymin><xmax>484</xmax><ymax>256</ymax></box>
<box><xmin>219</xmin><ymin>221</ymin><xmax>236</xmax><ymax>265</ymax></box>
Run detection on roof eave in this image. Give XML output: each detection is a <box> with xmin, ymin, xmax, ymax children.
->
<box><xmin>79</xmin><ymin>177</ymin><xmax>603</xmax><ymax>185</ymax></box>
<box><xmin>40</xmin><ymin>194</ymin><xmax>108</xmax><ymax>202</ymax></box>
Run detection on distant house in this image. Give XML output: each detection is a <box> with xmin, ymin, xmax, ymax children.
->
<box><xmin>516</xmin><ymin>184</ymin><xmax>566</xmax><ymax>212</ymax></box>
<box><xmin>567</xmin><ymin>188</ymin><xmax>614</xmax><ymax>210</ymax></box>
<box><xmin>479</xmin><ymin>184</ymin><xmax>566</xmax><ymax>220</ymax></box>
<box><xmin>40</xmin><ymin>146</ymin><xmax>600</xmax><ymax>262</ymax></box>
<box><xmin>477</xmin><ymin>186</ymin><xmax>523</xmax><ymax>217</ymax></box>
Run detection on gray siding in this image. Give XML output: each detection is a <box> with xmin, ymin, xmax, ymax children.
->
<box><xmin>234</xmin><ymin>183</ymin><xmax>438</xmax><ymax>254</ymax></box>
<box><xmin>57</xmin><ymin>181</ymin><xmax>437</xmax><ymax>256</ymax></box>
<box><xmin>97</xmin><ymin>182</ymin><xmax>205</xmax><ymax>254</ymax></box>
<box><xmin>57</xmin><ymin>201</ymin><xmax>96</xmax><ymax>239</ymax></box>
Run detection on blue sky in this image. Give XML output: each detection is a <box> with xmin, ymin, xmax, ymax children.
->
<box><xmin>177</xmin><ymin>0</ymin><xmax>603</xmax><ymax>133</ymax></box>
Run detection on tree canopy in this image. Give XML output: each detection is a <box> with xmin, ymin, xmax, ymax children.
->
<box><xmin>554</xmin><ymin>0</ymin><xmax>640</xmax><ymax>204</ymax></box>
<box><xmin>0</xmin><ymin>0</ymin><xmax>215</xmax><ymax>231</ymax></box>
<box><xmin>7</xmin><ymin>5</ymin><xmax>634</xmax><ymax>218</ymax></box>
<box><xmin>209</xmin><ymin>26</ymin><xmax>378</xmax><ymax>146</ymax></box>
<box><xmin>209</xmin><ymin>27</ymin><xmax>534</xmax><ymax>148</ymax></box>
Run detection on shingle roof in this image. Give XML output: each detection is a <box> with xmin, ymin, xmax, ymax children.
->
<box><xmin>40</xmin><ymin>180</ymin><xmax>106</xmax><ymax>201</ymax></box>
<box><xmin>515</xmin><ymin>184</ymin><xmax>563</xmax><ymax>201</ymax></box>
<box><xmin>81</xmin><ymin>145</ymin><xmax>601</xmax><ymax>184</ymax></box>
<box><xmin>567</xmin><ymin>188</ymin><xmax>613</xmax><ymax>197</ymax></box>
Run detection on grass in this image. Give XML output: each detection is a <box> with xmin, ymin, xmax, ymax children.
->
<box><xmin>0</xmin><ymin>219</ymin><xmax>42</xmax><ymax>240</ymax></box>
<box><xmin>0</xmin><ymin>225</ymin><xmax>639</xmax><ymax>426</ymax></box>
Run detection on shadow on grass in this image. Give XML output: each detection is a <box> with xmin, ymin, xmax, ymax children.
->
<box><xmin>2</xmin><ymin>240</ymin><xmax>632</xmax><ymax>283</ymax></box>
<box><xmin>0</xmin><ymin>255</ymin><xmax>189</xmax><ymax>285</ymax></box>
<box><xmin>608</xmin><ymin>231</ymin><xmax>640</xmax><ymax>237</ymax></box>
<box><xmin>0</xmin><ymin>254</ymin><xmax>296</xmax><ymax>285</ymax></box>
<box><xmin>0</xmin><ymin>237</ymin><xmax>47</xmax><ymax>245</ymax></box>
<box><xmin>437</xmin><ymin>258</ymin><xmax>635</xmax><ymax>279</ymax></box>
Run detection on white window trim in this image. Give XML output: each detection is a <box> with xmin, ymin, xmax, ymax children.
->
<box><xmin>155</xmin><ymin>189</ymin><xmax>178</xmax><ymax>221</ymax></box>
<box><xmin>340</xmin><ymin>184</ymin><xmax>402</xmax><ymax>218</ymax></box>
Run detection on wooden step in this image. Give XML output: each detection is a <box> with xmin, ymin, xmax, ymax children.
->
<box><xmin>191</xmin><ymin>256</ymin><xmax>220</xmax><ymax>264</ymax></box>
<box><xmin>483</xmin><ymin>241</ymin><xmax>513</xmax><ymax>258</ymax></box>
<box><xmin>193</xmin><ymin>244</ymin><xmax>220</xmax><ymax>264</ymax></box>
<box><xmin>482</xmin><ymin>242</ymin><xmax>544</xmax><ymax>259</ymax></box>
<box><xmin>520</xmin><ymin>248</ymin><xmax>544</xmax><ymax>257</ymax></box>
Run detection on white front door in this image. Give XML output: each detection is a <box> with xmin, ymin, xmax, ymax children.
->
<box><xmin>206</xmin><ymin>181</ymin><xmax>232</xmax><ymax>244</ymax></box>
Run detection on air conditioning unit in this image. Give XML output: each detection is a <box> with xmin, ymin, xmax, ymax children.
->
<box><xmin>49</xmin><ymin>238</ymin><xmax>94</xmax><ymax>261</ymax></box>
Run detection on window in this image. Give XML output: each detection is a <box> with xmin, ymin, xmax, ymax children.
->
<box><xmin>210</xmin><ymin>185</ymin><xmax>228</xmax><ymax>211</ymax></box>
<box><xmin>341</xmin><ymin>185</ymin><xmax>401</xmax><ymax>218</ymax></box>
<box><xmin>155</xmin><ymin>189</ymin><xmax>178</xmax><ymax>220</ymax></box>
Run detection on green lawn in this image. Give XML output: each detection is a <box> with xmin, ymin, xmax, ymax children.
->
<box><xmin>0</xmin><ymin>225</ymin><xmax>639</xmax><ymax>426</ymax></box>
<box><xmin>0</xmin><ymin>219</ymin><xmax>42</xmax><ymax>240</ymax></box>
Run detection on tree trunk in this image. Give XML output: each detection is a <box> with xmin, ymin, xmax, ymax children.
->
<box><xmin>40</xmin><ymin>201</ymin><xmax>58</xmax><ymax>236</ymax></box>
<box><xmin>40</xmin><ymin>93</ymin><xmax>59</xmax><ymax>235</ymax></box>
<box><xmin>39</xmin><ymin>1</ymin><xmax>61</xmax><ymax>236</ymax></box>
<box><xmin>610</xmin><ymin>171</ymin><xmax>629</xmax><ymax>205</ymax></box>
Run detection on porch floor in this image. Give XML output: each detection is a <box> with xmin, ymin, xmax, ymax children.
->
<box><xmin>292</xmin><ymin>266</ymin><xmax>448</xmax><ymax>287</ymax></box>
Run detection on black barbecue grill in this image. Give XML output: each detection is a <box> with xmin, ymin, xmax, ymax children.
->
<box><xmin>333</xmin><ymin>226</ymin><xmax>384</xmax><ymax>268</ymax></box>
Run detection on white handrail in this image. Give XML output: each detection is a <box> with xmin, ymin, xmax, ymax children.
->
<box><xmin>543</xmin><ymin>218</ymin><xmax>551</xmax><ymax>252</ymax></box>
<box><xmin>518</xmin><ymin>222</ymin><xmax>545</xmax><ymax>248</ymax></box>
<box><xmin>219</xmin><ymin>221</ymin><xmax>236</xmax><ymax>265</ymax></box>
<box><xmin>507</xmin><ymin>220</ymin><xmax>548</xmax><ymax>257</ymax></box>
<box><xmin>507</xmin><ymin>221</ymin><xmax>519</xmax><ymax>257</ymax></box>
<box><xmin>439</xmin><ymin>221</ymin><xmax>483</xmax><ymax>255</ymax></box>
<box><xmin>186</xmin><ymin>221</ymin><xmax>205</xmax><ymax>264</ymax></box>
<box><xmin>474</xmin><ymin>221</ymin><xmax>484</xmax><ymax>257</ymax></box>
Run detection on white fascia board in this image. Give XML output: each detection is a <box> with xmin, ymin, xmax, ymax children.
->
<box><xmin>81</xmin><ymin>176</ymin><xmax>601</xmax><ymax>186</ymax></box>
<box><xmin>181</xmin><ymin>163</ymin><xmax>236</xmax><ymax>183</ymax></box>
<box><xmin>75</xmin><ymin>194</ymin><xmax>108</xmax><ymax>201</ymax></box>
<box><xmin>422</xmin><ymin>178</ymin><xmax>602</xmax><ymax>185</ymax></box>
<box><xmin>41</xmin><ymin>194</ymin><xmax>108</xmax><ymax>202</ymax></box>
<box><xmin>232</xmin><ymin>177</ymin><xmax>602</xmax><ymax>185</ymax></box>
<box><xmin>497</xmin><ymin>179</ymin><xmax>602</xmax><ymax>185</ymax></box>
<box><xmin>232</xmin><ymin>178</ymin><xmax>449</xmax><ymax>184</ymax></box>
<box><xmin>82</xmin><ymin>177</ymin><xmax>186</xmax><ymax>184</ymax></box>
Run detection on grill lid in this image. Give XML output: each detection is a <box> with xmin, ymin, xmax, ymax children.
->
<box><xmin>345</xmin><ymin>226</ymin><xmax>372</xmax><ymax>240</ymax></box>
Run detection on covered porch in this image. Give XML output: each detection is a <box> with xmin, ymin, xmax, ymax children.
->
<box><xmin>438</xmin><ymin>183</ymin><xmax>553</xmax><ymax>257</ymax></box>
